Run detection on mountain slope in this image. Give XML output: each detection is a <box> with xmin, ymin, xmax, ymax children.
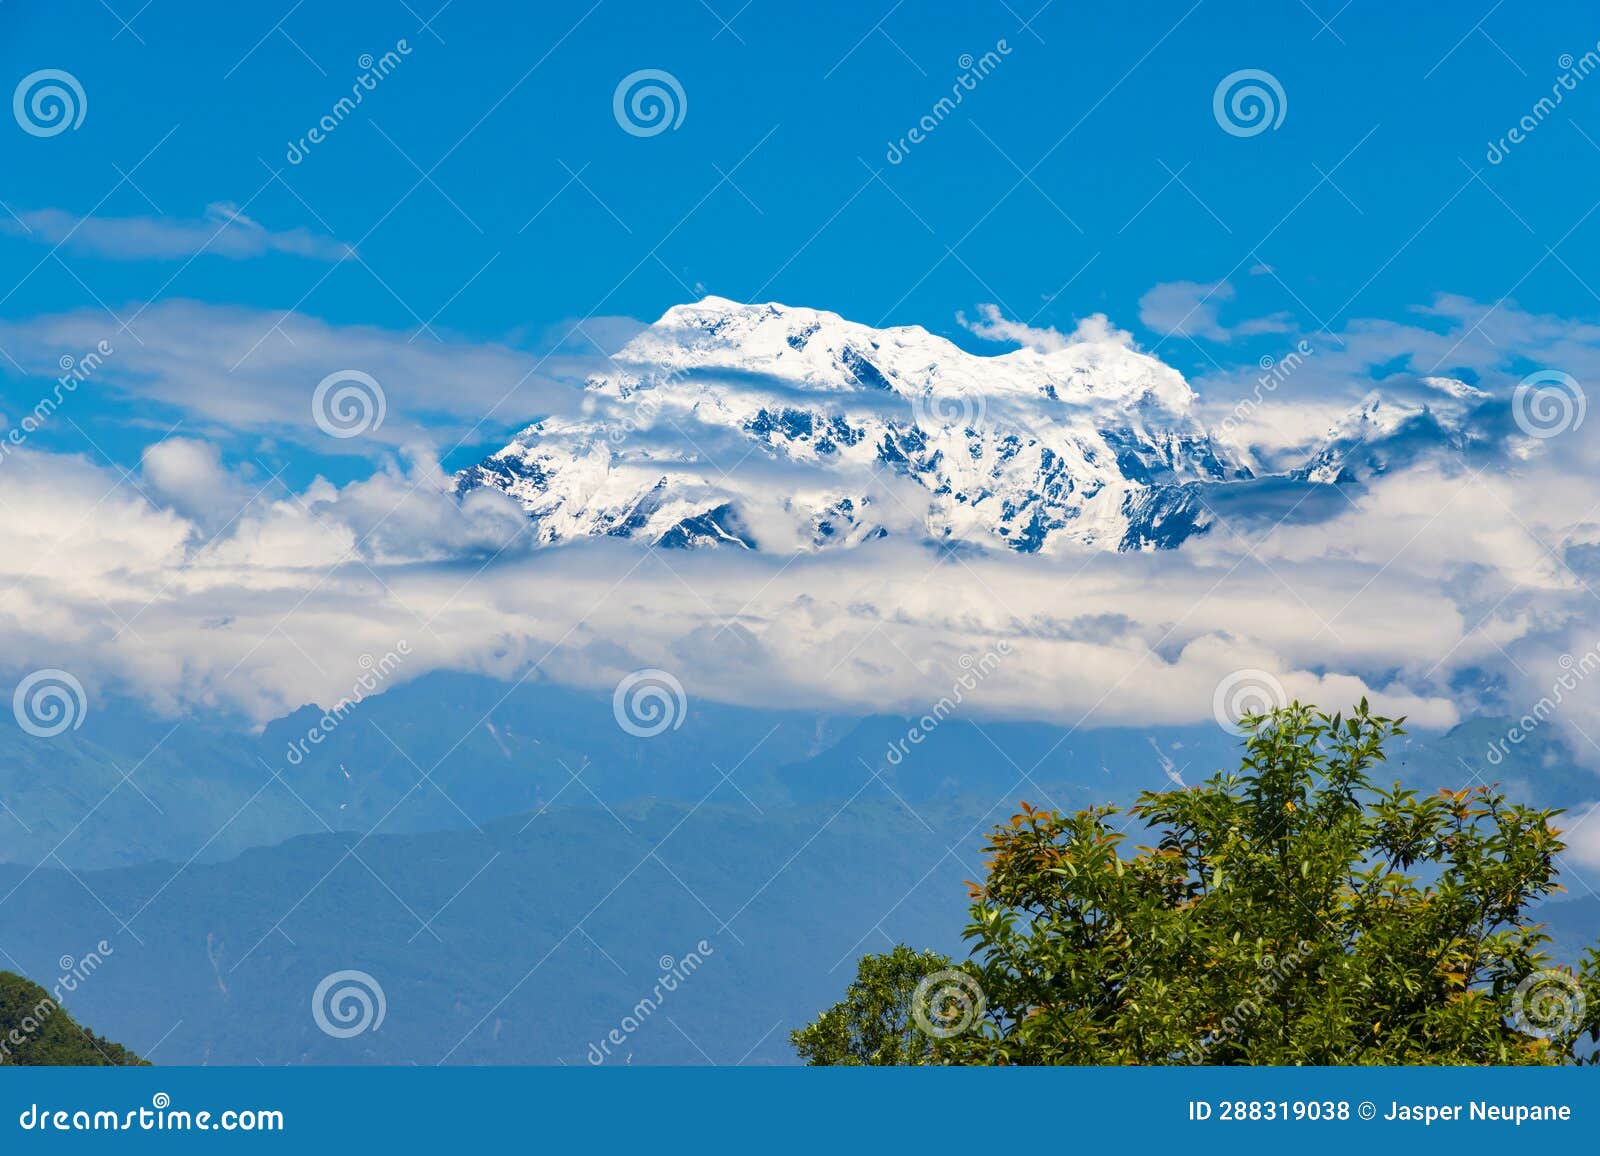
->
<box><xmin>457</xmin><ymin>297</ymin><xmax>1252</xmax><ymax>554</ymax></box>
<box><xmin>0</xmin><ymin>799</ymin><xmax>977</xmax><ymax>1066</ymax></box>
<box><xmin>7</xmin><ymin>671</ymin><xmax>1593</xmax><ymax>873</ymax></box>
<box><xmin>1293</xmin><ymin>378</ymin><xmax>1486</xmax><ymax>483</ymax></box>
<box><xmin>3</xmin><ymin>790</ymin><xmax>1594</xmax><ymax>1066</ymax></box>
<box><xmin>0</xmin><ymin>971</ymin><xmax>146</xmax><ymax>1066</ymax></box>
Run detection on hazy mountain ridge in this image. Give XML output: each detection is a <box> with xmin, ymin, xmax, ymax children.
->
<box><xmin>3</xmin><ymin>671</ymin><xmax>1591</xmax><ymax>873</ymax></box>
<box><xmin>4</xmin><ymin>791</ymin><xmax>1595</xmax><ymax>1067</ymax></box>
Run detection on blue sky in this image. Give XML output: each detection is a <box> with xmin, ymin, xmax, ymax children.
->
<box><xmin>5</xmin><ymin>0</ymin><xmax>1600</xmax><ymax>392</ymax></box>
<box><xmin>8</xmin><ymin>1</ymin><xmax>1600</xmax><ymax>756</ymax></box>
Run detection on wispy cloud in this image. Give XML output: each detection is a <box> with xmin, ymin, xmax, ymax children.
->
<box><xmin>0</xmin><ymin>300</ymin><xmax>584</xmax><ymax>451</ymax></box>
<box><xmin>2</xmin><ymin>202</ymin><xmax>355</xmax><ymax>262</ymax></box>
<box><xmin>1138</xmin><ymin>278</ymin><xmax>1293</xmax><ymax>342</ymax></box>
<box><xmin>957</xmin><ymin>302</ymin><xmax>1133</xmax><ymax>350</ymax></box>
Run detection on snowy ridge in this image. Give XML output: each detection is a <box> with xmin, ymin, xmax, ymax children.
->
<box><xmin>1292</xmin><ymin>378</ymin><xmax>1486</xmax><ymax>484</ymax></box>
<box><xmin>455</xmin><ymin>297</ymin><xmax>1451</xmax><ymax>555</ymax></box>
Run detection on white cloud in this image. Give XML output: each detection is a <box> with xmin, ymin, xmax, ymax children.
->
<box><xmin>1558</xmin><ymin>802</ymin><xmax>1600</xmax><ymax>870</ymax></box>
<box><xmin>0</xmin><ymin>443</ymin><xmax>1471</xmax><ymax>730</ymax></box>
<box><xmin>1138</xmin><ymin>279</ymin><xmax>1292</xmax><ymax>342</ymax></box>
<box><xmin>2</xmin><ymin>203</ymin><xmax>354</xmax><ymax>261</ymax></box>
<box><xmin>2</xmin><ymin>292</ymin><xmax>1600</xmax><ymax>763</ymax></box>
<box><xmin>0</xmin><ymin>420</ymin><xmax>1535</xmax><ymax>739</ymax></box>
<box><xmin>0</xmin><ymin>300</ymin><xmax>590</xmax><ymax>454</ymax></box>
<box><xmin>142</xmin><ymin>438</ymin><xmax>258</xmax><ymax>532</ymax></box>
<box><xmin>958</xmin><ymin>303</ymin><xmax>1134</xmax><ymax>351</ymax></box>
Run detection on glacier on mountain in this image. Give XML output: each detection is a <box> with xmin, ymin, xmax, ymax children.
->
<box><xmin>455</xmin><ymin>297</ymin><xmax>1468</xmax><ymax>555</ymax></box>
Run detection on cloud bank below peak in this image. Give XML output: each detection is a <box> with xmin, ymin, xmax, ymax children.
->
<box><xmin>2</xmin><ymin>291</ymin><xmax>1600</xmax><ymax>756</ymax></box>
<box><xmin>0</xmin><ymin>441</ymin><xmax>1473</xmax><ymax>735</ymax></box>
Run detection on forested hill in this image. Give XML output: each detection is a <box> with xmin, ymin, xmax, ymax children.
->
<box><xmin>0</xmin><ymin>971</ymin><xmax>147</xmax><ymax>1066</ymax></box>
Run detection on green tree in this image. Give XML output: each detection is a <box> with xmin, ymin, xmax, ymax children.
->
<box><xmin>0</xmin><ymin>971</ymin><xmax>147</xmax><ymax>1066</ymax></box>
<box><xmin>789</xmin><ymin>945</ymin><xmax>964</xmax><ymax>1065</ymax></box>
<box><xmin>795</xmin><ymin>702</ymin><xmax>1600</xmax><ymax>1065</ymax></box>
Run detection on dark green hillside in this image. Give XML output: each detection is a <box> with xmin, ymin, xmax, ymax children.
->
<box><xmin>0</xmin><ymin>971</ymin><xmax>146</xmax><ymax>1065</ymax></box>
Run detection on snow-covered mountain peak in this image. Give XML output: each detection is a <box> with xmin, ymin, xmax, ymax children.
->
<box><xmin>1294</xmin><ymin>382</ymin><xmax>1482</xmax><ymax>484</ymax></box>
<box><xmin>457</xmin><ymin>297</ymin><xmax>1247</xmax><ymax>556</ymax></box>
<box><xmin>633</xmin><ymin>296</ymin><xmax>1196</xmax><ymax>417</ymax></box>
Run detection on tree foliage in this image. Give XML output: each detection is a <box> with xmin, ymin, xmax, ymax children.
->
<box><xmin>0</xmin><ymin>971</ymin><xmax>147</xmax><ymax>1066</ymax></box>
<box><xmin>789</xmin><ymin>945</ymin><xmax>961</xmax><ymax>1065</ymax></box>
<box><xmin>795</xmin><ymin>702</ymin><xmax>1600</xmax><ymax>1065</ymax></box>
